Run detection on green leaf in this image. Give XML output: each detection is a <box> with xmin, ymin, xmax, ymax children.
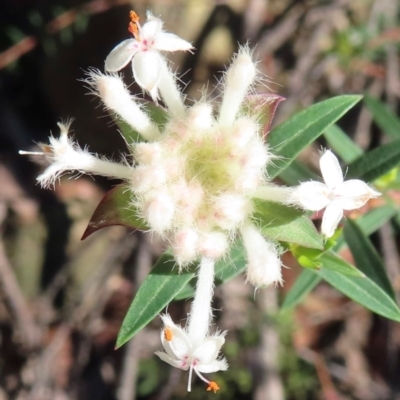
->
<box><xmin>364</xmin><ymin>95</ymin><xmax>400</xmax><ymax>140</ymax></box>
<box><xmin>281</xmin><ymin>269</ymin><xmax>320</xmax><ymax>310</ymax></box>
<box><xmin>116</xmin><ymin>253</ymin><xmax>195</xmax><ymax>348</ymax></box>
<box><xmin>344</xmin><ymin>219</ymin><xmax>396</xmax><ymax>300</ymax></box>
<box><xmin>267</xmin><ymin>95</ymin><xmax>362</xmax><ymax>178</ymax></box>
<box><xmin>348</xmin><ymin>140</ymin><xmax>400</xmax><ymax>182</ymax></box>
<box><xmin>282</xmin><ymin>205</ymin><xmax>396</xmax><ymax>309</ymax></box>
<box><xmin>174</xmin><ymin>241</ymin><xmax>247</xmax><ymax>301</ymax></box>
<box><xmin>323</xmin><ymin>124</ymin><xmax>363</xmax><ymax>163</ymax></box>
<box><xmin>316</xmin><ymin>267</ymin><xmax>400</xmax><ymax>322</ymax></box>
<box><xmin>278</xmin><ymin>160</ymin><xmax>319</xmax><ymax>185</ymax></box>
<box><xmin>82</xmin><ymin>184</ymin><xmax>147</xmax><ymax>240</ymax></box>
<box><xmin>252</xmin><ymin>200</ymin><xmax>323</xmax><ymax>249</ymax></box>
<box><xmin>319</xmin><ymin>251</ymin><xmax>364</xmax><ymax>277</ymax></box>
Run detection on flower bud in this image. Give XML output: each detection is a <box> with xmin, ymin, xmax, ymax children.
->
<box><xmin>172</xmin><ymin>229</ymin><xmax>199</xmax><ymax>267</ymax></box>
<box><xmin>198</xmin><ymin>232</ymin><xmax>229</xmax><ymax>259</ymax></box>
<box><xmin>142</xmin><ymin>191</ymin><xmax>175</xmax><ymax>232</ymax></box>
<box><xmin>131</xmin><ymin>165</ymin><xmax>167</xmax><ymax>192</ymax></box>
<box><xmin>212</xmin><ymin>194</ymin><xmax>252</xmax><ymax>230</ymax></box>
<box><xmin>241</xmin><ymin>224</ymin><xmax>282</xmax><ymax>288</ymax></box>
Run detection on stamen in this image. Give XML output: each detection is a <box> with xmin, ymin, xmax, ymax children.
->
<box><xmin>163</xmin><ymin>327</ymin><xmax>173</xmax><ymax>341</ymax></box>
<box><xmin>129</xmin><ymin>10</ymin><xmax>140</xmax><ymax>23</ymax></box>
<box><xmin>128</xmin><ymin>10</ymin><xmax>141</xmax><ymax>40</ymax></box>
<box><xmin>187</xmin><ymin>364</ymin><xmax>194</xmax><ymax>392</ymax></box>
<box><xmin>207</xmin><ymin>381</ymin><xmax>220</xmax><ymax>393</ymax></box>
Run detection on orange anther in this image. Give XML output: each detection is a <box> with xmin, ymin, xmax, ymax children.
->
<box><xmin>128</xmin><ymin>22</ymin><xmax>139</xmax><ymax>37</ymax></box>
<box><xmin>164</xmin><ymin>327</ymin><xmax>173</xmax><ymax>341</ymax></box>
<box><xmin>128</xmin><ymin>11</ymin><xmax>140</xmax><ymax>40</ymax></box>
<box><xmin>129</xmin><ymin>11</ymin><xmax>140</xmax><ymax>23</ymax></box>
<box><xmin>206</xmin><ymin>381</ymin><xmax>220</xmax><ymax>393</ymax></box>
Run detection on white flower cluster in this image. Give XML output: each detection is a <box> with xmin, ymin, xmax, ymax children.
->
<box><xmin>20</xmin><ymin>11</ymin><xmax>380</xmax><ymax>393</ymax></box>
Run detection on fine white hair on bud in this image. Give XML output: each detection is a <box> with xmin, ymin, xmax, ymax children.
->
<box><xmin>198</xmin><ymin>232</ymin><xmax>229</xmax><ymax>260</ymax></box>
<box><xmin>88</xmin><ymin>71</ymin><xmax>160</xmax><ymax>141</ymax></box>
<box><xmin>142</xmin><ymin>190</ymin><xmax>175</xmax><ymax>233</ymax></box>
<box><xmin>212</xmin><ymin>194</ymin><xmax>252</xmax><ymax>231</ymax></box>
<box><xmin>133</xmin><ymin>142</ymin><xmax>163</xmax><ymax>165</ymax></box>
<box><xmin>131</xmin><ymin>165</ymin><xmax>167</xmax><ymax>192</ymax></box>
<box><xmin>172</xmin><ymin>229</ymin><xmax>199</xmax><ymax>268</ymax></box>
<box><xmin>252</xmin><ymin>185</ymin><xmax>294</xmax><ymax>204</ymax></box>
<box><xmin>219</xmin><ymin>47</ymin><xmax>257</xmax><ymax>126</ymax></box>
<box><xmin>241</xmin><ymin>223</ymin><xmax>283</xmax><ymax>288</ymax></box>
<box><xmin>230</xmin><ymin>117</ymin><xmax>258</xmax><ymax>149</ymax></box>
<box><xmin>187</xmin><ymin>103</ymin><xmax>214</xmax><ymax>131</ymax></box>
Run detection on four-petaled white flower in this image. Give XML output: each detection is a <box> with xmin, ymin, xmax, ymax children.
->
<box><xmin>155</xmin><ymin>314</ymin><xmax>227</xmax><ymax>393</ymax></box>
<box><xmin>292</xmin><ymin>150</ymin><xmax>380</xmax><ymax>237</ymax></box>
<box><xmin>105</xmin><ymin>11</ymin><xmax>193</xmax><ymax>101</ymax></box>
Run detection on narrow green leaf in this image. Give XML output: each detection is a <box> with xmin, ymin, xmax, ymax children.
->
<box><xmin>116</xmin><ymin>254</ymin><xmax>195</xmax><ymax>348</ymax></box>
<box><xmin>348</xmin><ymin>140</ymin><xmax>400</xmax><ymax>182</ymax></box>
<box><xmin>364</xmin><ymin>95</ymin><xmax>400</xmax><ymax>140</ymax></box>
<box><xmin>174</xmin><ymin>241</ymin><xmax>247</xmax><ymax>301</ymax></box>
<box><xmin>316</xmin><ymin>268</ymin><xmax>400</xmax><ymax>322</ymax></box>
<box><xmin>267</xmin><ymin>95</ymin><xmax>362</xmax><ymax>178</ymax></box>
<box><xmin>282</xmin><ymin>205</ymin><xmax>396</xmax><ymax>309</ymax></box>
<box><xmin>278</xmin><ymin>160</ymin><xmax>319</xmax><ymax>185</ymax></box>
<box><xmin>281</xmin><ymin>269</ymin><xmax>320</xmax><ymax>310</ymax></box>
<box><xmin>356</xmin><ymin>205</ymin><xmax>397</xmax><ymax>236</ymax></box>
<box><xmin>344</xmin><ymin>220</ymin><xmax>395</xmax><ymax>300</ymax></box>
<box><xmin>323</xmin><ymin>124</ymin><xmax>363</xmax><ymax>163</ymax></box>
<box><xmin>253</xmin><ymin>200</ymin><xmax>323</xmax><ymax>249</ymax></box>
<box><xmin>319</xmin><ymin>252</ymin><xmax>364</xmax><ymax>277</ymax></box>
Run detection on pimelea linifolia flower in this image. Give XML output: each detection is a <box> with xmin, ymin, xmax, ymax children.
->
<box><xmin>20</xmin><ymin>34</ymin><xmax>290</xmax><ymax>287</ymax></box>
<box><xmin>105</xmin><ymin>11</ymin><xmax>193</xmax><ymax>103</ymax></box>
<box><xmin>291</xmin><ymin>150</ymin><xmax>380</xmax><ymax>237</ymax></box>
<box><xmin>155</xmin><ymin>258</ymin><xmax>227</xmax><ymax>392</ymax></box>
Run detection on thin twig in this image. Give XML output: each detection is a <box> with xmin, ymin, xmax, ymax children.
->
<box><xmin>0</xmin><ymin>203</ymin><xmax>41</xmax><ymax>350</ymax></box>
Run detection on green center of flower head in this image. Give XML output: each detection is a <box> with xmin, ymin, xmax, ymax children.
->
<box><xmin>182</xmin><ymin>129</ymin><xmax>237</xmax><ymax>194</ymax></box>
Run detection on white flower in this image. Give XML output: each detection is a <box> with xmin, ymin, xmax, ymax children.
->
<box><xmin>155</xmin><ymin>258</ymin><xmax>227</xmax><ymax>392</ymax></box>
<box><xmin>19</xmin><ymin>121</ymin><xmax>132</xmax><ymax>187</ymax></box>
<box><xmin>292</xmin><ymin>150</ymin><xmax>380</xmax><ymax>237</ymax></box>
<box><xmin>155</xmin><ymin>314</ymin><xmax>227</xmax><ymax>393</ymax></box>
<box><xmin>105</xmin><ymin>11</ymin><xmax>193</xmax><ymax>101</ymax></box>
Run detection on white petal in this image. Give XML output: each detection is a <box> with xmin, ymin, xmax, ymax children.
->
<box><xmin>291</xmin><ymin>181</ymin><xmax>330</xmax><ymax>211</ymax></box>
<box><xmin>132</xmin><ymin>50</ymin><xmax>162</xmax><ymax>100</ymax></box>
<box><xmin>155</xmin><ymin>351</ymin><xmax>189</xmax><ymax>371</ymax></box>
<box><xmin>105</xmin><ymin>39</ymin><xmax>137</xmax><ymax>72</ymax></box>
<box><xmin>141</xmin><ymin>18</ymin><xmax>162</xmax><ymax>43</ymax></box>
<box><xmin>154</xmin><ymin>32</ymin><xmax>193</xmax><ymax>52</ymax></box>
<box><xmin>333</xmin><ymin>180</ymin><xmax>381</xmax><ymax>210</ymax></box>
<box><xmin>320</xmin><ymin>150</ymin><xmax>343</xmax><ymax>189</ymax></box>
<box><xmin>197</xmin><ymin>358</ymin><xmax>229</xmax><ymax>373</ymax></box>
<box><xmin>160</xmin><ymin>314</ymin><xmax>191</xmax><ymax>360</ymax></box>
<box><xmin>321</xmin><ymin>203</ymin><xmax>343</xmax><ymax>238</ymax></box>
<box><xmin>192</xmin><ymin>336</ymin><xmax>225</xmax><ymax>365</ymax></box>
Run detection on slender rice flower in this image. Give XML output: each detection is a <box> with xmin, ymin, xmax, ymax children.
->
<box><xmin>291</xmin><ymin>149</ymin><xmax>381</xmax><ymax>237</ymax></box>
<box><xmin>105</xmin><ymin>11</ymin><xmax>193</xmax><ymax>103</ymax></box>
<box><xmin>19</xmin><ymin>11</ymin><xmax>316</xmax><ymax>392</ymax></box>
<box><xmin>155</xmin><ymin>258</ymin><xmax>228</xmax><ymax>392</ymax></box>
<box><xmin>21</xmin><ymin>34</ymin><xmax>290</xmax><ymax>288</ymax></box>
